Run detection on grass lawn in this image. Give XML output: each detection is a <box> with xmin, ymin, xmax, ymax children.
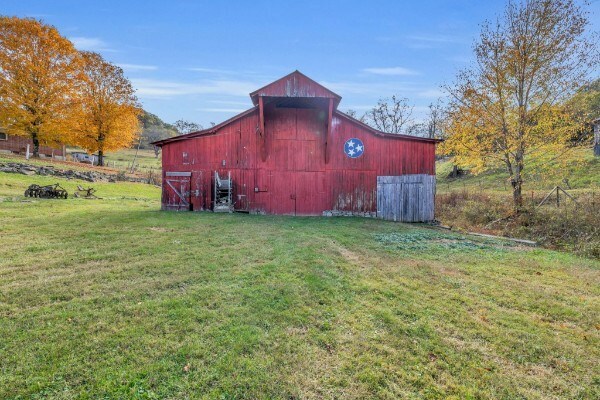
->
<box><xmin>1</xmin><ymin>172</ymin><xmax>599</xmax><ymax>399</ymax></box>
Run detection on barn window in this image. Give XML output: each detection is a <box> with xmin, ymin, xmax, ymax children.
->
<box><xmin>182</xmin><ymin>152</ymin><xmax>189</xmax><ymax>164</ymax></box>
<box><xmin>0</xmin><ymin>132</ymin><xmax>7</xmax><ymax>140</ymax></box>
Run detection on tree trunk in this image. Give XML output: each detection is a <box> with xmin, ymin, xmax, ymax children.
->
<box><xmin>511</xmin><ymin>177</ymin><xmax>523</xmax><ymax>210</ymax></box>
<box><xmin>511</xmin><ymin>151</ymin><xmax>524</xmax><ymax>211</ymax></box>
<box><xmin>98</xmin><ymin>149</ymin><xmax>104</xmax><ymax>166</ymax></box>
<box><xmin>31</xmin><ymin>132</ymin><xmax>40</xmax><ymax>158</ymax></box>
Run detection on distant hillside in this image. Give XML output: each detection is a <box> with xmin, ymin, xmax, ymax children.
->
<box><xmin>138</xmin><ymin>111</ymin><xmax>178</xmax><ymax>149</ymax></box>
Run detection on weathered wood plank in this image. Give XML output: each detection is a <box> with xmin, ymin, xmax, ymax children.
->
<box><xmin>377</xmin><ymin>174</ymin><xmax>435</xmax><ymax>222</ymax></box>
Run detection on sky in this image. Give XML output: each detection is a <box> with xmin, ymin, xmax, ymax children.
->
<box><xmin>3</xmin><ymin>0</ymin><xmax>599</xmax><ymax>128</ymax></box>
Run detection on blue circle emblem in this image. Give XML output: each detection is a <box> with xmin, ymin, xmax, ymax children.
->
<box><xmin>344</xmin><ymin>138</ymin><xmax>364</xmax><ymax>158</ymax></box>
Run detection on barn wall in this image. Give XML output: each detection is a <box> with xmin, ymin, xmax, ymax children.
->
<box><xmin>160</xmin><ymin>106</ymin><xmax>436</xmax><ymax>216</ymax></box>
<box><xmin>0</xmin><ymin>134</ymin><xmax>65</xmax><ymax>157</ymax></box>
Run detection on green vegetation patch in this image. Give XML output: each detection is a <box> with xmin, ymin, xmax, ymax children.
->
<box><xmin>374</xmin><ymin>229</ymin><xmax>517</xmax><ymax>252</ymax></box>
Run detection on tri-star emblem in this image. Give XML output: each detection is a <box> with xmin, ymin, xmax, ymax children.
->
<box><xmin>344</xmin><ymin>138</ymin><xmax>364</xmax><ymax>158</ymax></box>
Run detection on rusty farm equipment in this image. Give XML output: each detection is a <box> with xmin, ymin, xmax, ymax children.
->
<box><xmin>24</xmin><ymin>183</ymin><xmax>69</xmax><ymax>199</ymax></box>
<box><xmin>74</xmin><ymin>185</ymin><xmax>98</xmax><ymax>199</ymax></box>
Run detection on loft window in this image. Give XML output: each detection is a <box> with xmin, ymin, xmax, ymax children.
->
<box><xmin>0</xmin><ymin>132</ymin><xmax>7</xmax><ymax>140</ymax></box>
<box><xmin>182</xmin><ymin>151</ymin><xmax>189</xmax><ymax>164</ymax></box>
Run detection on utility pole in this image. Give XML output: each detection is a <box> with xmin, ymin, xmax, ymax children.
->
<box><xmin>130</xmin><ymin>134</ymin><xmax>143</xmax><ymax>173</ymax></box>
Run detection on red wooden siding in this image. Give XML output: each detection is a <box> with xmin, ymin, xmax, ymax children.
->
<box><xmin>0</xmin><ymin>133</ymin><xmax>65</xmax><ymax>157</ymax></box>
<box><xmin>159</xmin><ymin>105</ymin><xmax>436</xmax><ymax>215</ymax></box>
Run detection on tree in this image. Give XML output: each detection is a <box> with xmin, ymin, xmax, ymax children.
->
<box><xmin>174</xmin><ymin>119</ymin><xmax>202</xmax><ymax>135</ymax></box>
<box><xmin>74</xmin><ymin>51</ymin><xmax>141</xmax><ymax>166</ymax></box>
<box><xmin>344</xmin><ymin>109</ymin><xmax>367</xmax><ymax>123</ymax></box>
<box><xmin>425</xmin><ymin>100</ymin><xmax>446</xmax><ymax>139</ymax></box>
<box><xmin>364</xmin><ymin>95</ymin><xmax>414</xmax><ymax>134</ymax></box>
<box><xmin>443</xmin><ymin>0</ymin><xmax>598</xmax><ymax>209</ymax></box>
<box><xmin>0</xmin><ymin>17</ymin><xmax>83</xmax><ymax>157</ymax></box>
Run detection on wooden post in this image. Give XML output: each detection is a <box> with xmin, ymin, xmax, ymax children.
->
<box><xmin>325</xmin><ymin>98</ymin><xmax>333</xmax><ymax>164</ymax></box>
<box><xmin>130</xmin><ymin>134</ymin><xmax>143</xmax><ymax>173</ymax></box>
<box><xmin>259</xmin><ymin>96</ymin><xmax>267</xmax><ymax>162</ymax></box>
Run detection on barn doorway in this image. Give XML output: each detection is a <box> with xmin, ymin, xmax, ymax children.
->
<box><xmin>163</xmin><ymin>171</ymin><xmax>192</xmax><ymax>211</ymax></box>
<box><xmin>376</xmin><ymin>175</ymin><xmax>435</xmax><ymax>222</ymax></box>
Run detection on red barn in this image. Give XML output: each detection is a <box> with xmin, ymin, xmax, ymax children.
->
<box><xmin>153</xmin><ymin>71</ymin><xmax>439</xmax><ymax>221</ymax></box>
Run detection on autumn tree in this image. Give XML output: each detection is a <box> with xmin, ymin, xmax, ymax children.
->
<box><xmin>443</xmin><ymin>0</ymin><xmax>598</xmax><ymax>209</ymax></box>
<box><xmin>364</xmin><ymin>95</ymin><xmax>414</xmax><ymax>134</ymax></box>
<box><xmin>74</xmin><ymin>51</ymin><xmax>141</xmax><ymax>166</ymax></box>
<box><xmin>0</xmin><ymin>16</ymin><xmax>83</xmax><ymax>157</ymax></box>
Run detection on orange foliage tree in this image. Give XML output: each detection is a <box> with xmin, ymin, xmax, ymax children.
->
<box><xmin>73</xmin><ymin>51</ymin><xmax>141</xmax><ymax>166</ymax></box>
<box><xmin>0</xmin><ymin>16</ymin><xmax>84</xmax><ymax>157</ymax></box>
<box><xmin>443</xmin><ymin>0</ymin><xmax>598</xmax><ymax>209</ymax></box>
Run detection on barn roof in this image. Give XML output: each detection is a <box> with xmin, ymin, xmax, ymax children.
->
<box><xmin>249</xmin><ymin>70</ymin><xmax>342</xmax><ymax>108</ymax></box>
<box><xmin>152</xmin><ymin>107</ymin><xmax>440</xmax><ymax>146</ymax></box>
<box><xmin>151</xmin><ymin>71</ymin><xmax>442</xmax><ymax>146</ymax></box>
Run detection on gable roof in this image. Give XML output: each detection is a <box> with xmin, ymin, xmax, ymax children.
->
<box><xmin>334</xmin><ymin>111</ymin><xmax>441</xmax><ymax>143</ymax></box>
<box><xmin>152</xmin><ymin>107</ymin><xmax>258</xmax><ymax>146</ymax></box>
<box><xmin>151</xmin><ymin>106</ymin><xmax>441</xmax><ymax>147</ymax></box>
<box><xmin>249</xmin><ymin>70</ymin><xmax>342</xmax><ymax>108</ymax></box>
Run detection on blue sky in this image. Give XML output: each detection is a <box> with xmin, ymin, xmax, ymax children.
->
<box><xmin>3</xmin><ymin>0</ymin><xmax>599</xmax><ymax>127</ymax></box>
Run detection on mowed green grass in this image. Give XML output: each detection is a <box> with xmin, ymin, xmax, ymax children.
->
<box><xmin>0</xmin><ymin>172</ymin><xmax>599</xmax><ymax>399</ymax></box>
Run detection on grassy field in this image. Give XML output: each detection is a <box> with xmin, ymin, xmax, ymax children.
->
<box><xmin>1</xmin><ymin>171</ymin><xmax>599</xmax><ymax>399</ymax></box>
<box><xmin>97</xmin><ymin>148</ymin><xmax>161</xmax><ymax>171</ymax></box>
<box><xmin>437</xmin><ymin>146</ymin><xmax>600</xmax><ymax>194</ymax></box>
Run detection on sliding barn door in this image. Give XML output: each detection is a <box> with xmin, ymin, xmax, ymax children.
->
<box><xmin>377</xmin><ymin>175</ymin><xmax>435</xmax><ymax>222</ymax></box>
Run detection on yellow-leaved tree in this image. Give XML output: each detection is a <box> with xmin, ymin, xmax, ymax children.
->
<box><xmin>74</xmin><ymin>51</ymin><xmax>141</xmax><ymax>166</ymax></box>
<box><xmin>0</xmin><ymin>16</ymin><xmax>84</xmax><ymax>157</ymax></box>
<box><xmin>443</xmin><ymin>0</ymin><xmax>598</xmax><ymax>209</ymax></box>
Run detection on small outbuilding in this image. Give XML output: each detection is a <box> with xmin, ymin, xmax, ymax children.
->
<box><xmin>0</xmin><ymin>129</ymin><xmax>66</xmax><ymax>159</ymax></box>
<box><xmin>153</xmin><ymin>71</ymin><xmax>440</xmax><ymax>221</ymax></box>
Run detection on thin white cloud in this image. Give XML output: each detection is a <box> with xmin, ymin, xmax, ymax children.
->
<box><xmin>117</xmin><ymin>63</ymin><xmax>158</xmax><ymax>71</ymax></box>
<box><xmin>417</xmin><ymin>88</ymin><xmax>445</xmax><ymax>98</ymax></box>
<box><xmin>69</xmin><ymin>36</ymin><xmax>115</xmax><ymax>52</ymax></box>
<box><xmin>406</xmin><ymin>34</ymin><xmax>461</xmax><ymax>43</ymax></box>
<box><xmin>363</xmin><ymin>67</ymin><xmax>419</xmax><ymax>76</ymax></box>
<box><xmin>319</xmin><ymin>80</ymin><xmax>418</xmax><ymax>96</ymax></box>
<box><xmin>343</xmin><ymin>105</ymin><xmax>373</xmax><ymax>111</ymax></box>
<box><xmin>378</xmin><ymin>34</ymin><xmax>465</xmax><ymax>49</ymax></box>
<box><xmin>209</xmin><ymin>100</ymin><xmax>252</xmax><ymax>106</ymax></box>
<box><xmin>201</xmin><ymin>108</ymin><xmax>248</xmax><ymax>113</ymax></box>
<box><xmin>187</xmin><ymin>67</ymin><xmax>237</xmax><ymax>74</ymax></box>
<box><xmin>132</xmin><ymin>78</ymin><xmax>259</xmax><ymax>98</ymax></box>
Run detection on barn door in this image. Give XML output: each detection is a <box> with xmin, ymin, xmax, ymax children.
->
<box><xmin>377</xmin><ymin>175</ymin><xmax>435</xmax><ymax>222</ymax></box>
<box><xmin>163</xmin><ymin>171</ymin><xmax>192</xmax><ymax>211</ymax></box>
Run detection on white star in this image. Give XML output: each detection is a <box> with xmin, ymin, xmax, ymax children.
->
<box><xmin>347</xmin><ymin>140</ymin><xmax>355</xmax><ymax>148</ymax></box>
<box><xmin>348</xmin><ymin>149</ymin><xmax>356</xmax><ymax>156</ymax></box>
<box><xmin>355</xmin><ymin>144</ymin><xmax>363</xmax><ymax>152</ymax></box>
